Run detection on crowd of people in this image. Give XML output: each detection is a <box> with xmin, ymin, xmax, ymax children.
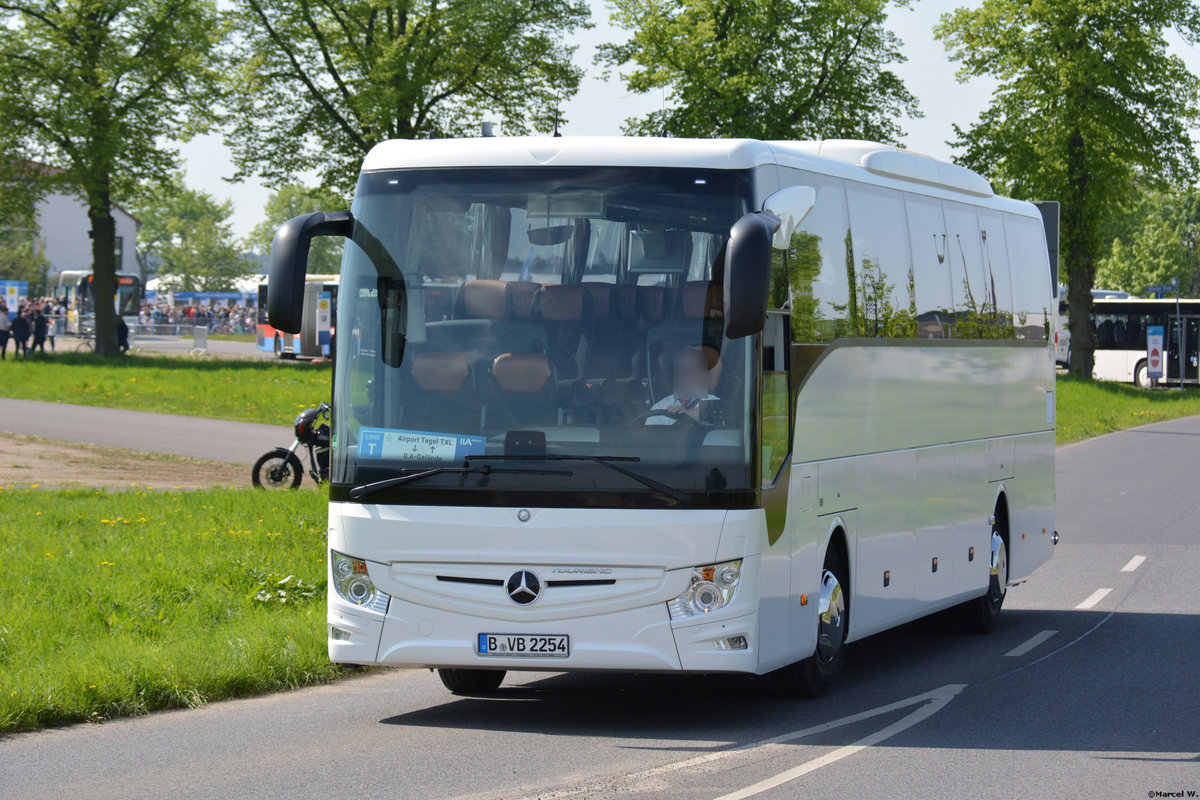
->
<box><xmin>138</xmin><ymin>302</ymin><xmax>258</xmax><ymax>334</ymax></box>
<box><xmin>0</xmin><ymin>297</ymin><xmax>260</xmax><ymax>359</ymax></box>
<box><xmin>0</xmin><ymin>297</ymin><xmax>67</xmax><ymax>359</ymax></box>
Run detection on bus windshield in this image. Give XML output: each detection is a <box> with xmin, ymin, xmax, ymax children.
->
<box><xmin>332</xmin><ymin>166</ymin><xmax>755</xmax><ymax>507</ymax></box>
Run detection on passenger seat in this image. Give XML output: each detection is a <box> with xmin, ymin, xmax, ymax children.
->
<box><xmin>404</xmin><ymin>352</ymin><xmax>480</xmax><ymax>434</ymax></box>
<box><xmin>483</xmin><ymin>353</ymin><xmax>559</xmax><ymax>434</ymax></box>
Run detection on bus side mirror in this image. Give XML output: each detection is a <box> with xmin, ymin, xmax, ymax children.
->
<box><xmin>268</xmin><ymin>211</ymin><xmax>352</xmax><ymax>332</ymax></box>
<box><xmin>723</xmin><ymin>211</ymin><xmax>780</xmax><ymax>339</ymax></box>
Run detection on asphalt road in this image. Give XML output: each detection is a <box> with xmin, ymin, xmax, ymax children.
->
<box><xmin>0</xmin><ymin>398</ymin><xmax>286</xmax><ymax>465</ymax></box>
<box><xmin>130</xmin><ymin>333</ymin><xmax>276</xmax><ymax>360</ymax></box>
<box><xmin>2</xmin><ymin>417</ymin><xmax>1198</xmax><ymax>799</ymax></box>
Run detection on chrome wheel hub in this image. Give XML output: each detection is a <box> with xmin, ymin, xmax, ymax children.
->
<box><xmin>816</xmin><ymin>568</ymin><xmax>845</xmax><ymax>663</ymax></box>
<box><xmin>988</xmin><ymin>531</ymin><xmax>1008</xmax><ymax>605</ymax></box>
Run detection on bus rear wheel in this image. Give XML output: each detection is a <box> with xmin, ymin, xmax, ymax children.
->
<box><xmin>437</xmin><ymin>668</ymin><xmax>505</xmax><ymax>695</ymax></box>
<box><xmin>1134</xmin><ymin>360</ymin><xmax>1151</xmax><ymax>389</ymax></box>
<box><xmin>955</xmin><ymin>524</ymin><xmax>1007</xmax><ymax>634</ymax></box>
<box><xmin>772</xmin><ymin>546</ymin><xmax>848</xmax><ymax>698</ymax></box>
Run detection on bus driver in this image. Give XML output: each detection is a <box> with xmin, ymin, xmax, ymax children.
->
<box><xmin>645</xmin><ymin>345</ymin><xmax>720</xmax><ymax>425</ymax></box>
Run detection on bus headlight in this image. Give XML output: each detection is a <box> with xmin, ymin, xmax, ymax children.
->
<box><xmin>667</xmin><ymin>559</ymin><xmax>742</xmax><ymax>619</ymax></box>
<box><xmin>331</xmin><ymin>551</ymin><xmax>390</xmax><ymax>613</ymax></box>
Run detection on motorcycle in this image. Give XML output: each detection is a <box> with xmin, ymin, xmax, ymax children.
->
<box><xmin>252</xmin><ymin>402</ymin><xmax>331</xmax><ymax>489</ymax></box>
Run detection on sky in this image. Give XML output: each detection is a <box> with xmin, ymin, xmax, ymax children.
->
<box><xmin>181</xmin><ymin>0</ymin><xmax>1200</xmax><ymax>242</ymax></box>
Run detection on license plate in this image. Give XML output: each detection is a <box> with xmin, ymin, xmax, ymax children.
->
<box><xmin>477</xmin><ymin>633</ymin><xmax>569</xmax><ymax>658</ymax></box>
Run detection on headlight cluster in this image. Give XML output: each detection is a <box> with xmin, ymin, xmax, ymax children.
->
<box><xmin>331</xmin><ymin>551</ymin><xmax>390</xmax><ymax>613</ymax></box>
<box><xmin>667</xmin><ymin>559</ymin><xmax>742</xmax><ymax>620</ymax></box>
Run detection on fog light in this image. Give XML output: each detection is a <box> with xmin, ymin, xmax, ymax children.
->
<box><xmin>331</xmin><ymin>550</ymin><xmax>390</xmax><ymax>613</ymax></box>
<box><xmin>714</xmin><ymin>635</ymin><xmax>748</xmax><ymax>651</ymax></box>
<box><xmin>330</xmin><ymin>626</ymin><xmax>353</xmax><ymax>641</ymax></box>
<box><xmin>668</xmin><ymin>559</ymin><xmax>742</xmax><ymax>619</ymax></box>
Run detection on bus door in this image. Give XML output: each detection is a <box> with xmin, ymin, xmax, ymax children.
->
<box><xmin>1166</xmin><ymin>316</ymin><xmax>1200</xmax><ymax>382</ymax></box>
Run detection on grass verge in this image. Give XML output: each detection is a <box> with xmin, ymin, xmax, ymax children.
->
<box><xmin>0</xmin><ymin>487</ymin><xmax>340</xmax><ymax>734</ymax></box>
<box><xmin>0</xmin><ymin>353</ymin><xmax>330</xmax><ymax>426</ymax></box>
<box><xmin>1057</xmin><ymin>374</ymin><xmax>1200</xmax><ymax>444</ymax></box>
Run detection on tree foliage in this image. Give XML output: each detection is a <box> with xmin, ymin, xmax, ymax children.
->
<box><xmin>935</xmin><ymin>0</ymin><xmax>1200</xmax><ymax>377</ymax></box>
<box><xmin>226</xmin><ymin>0</ymin><xmax>591</xmax><ymax>190</ymax></box>
<box><xmin>1096</xmin><ymin>187</ymin><xmax>1200</xmax><ymax>295</ymax></box>
<box><xmin>0</xmin><ymin>0</ymin><xmax>223</xmax><ymax>354</ymax></box>
<box><xmin>0</xmin><ymin>177</ymin><xmax>50</xmax><ymax>293</ymax></box>
<box><xmin>131</xmin><ymin>175</ymin><xmax>254</xmax><ymax>292</ymax></box>
<box><xmin>598</xmin><ymin>0</ymin><xmax>920</xmax><ymax>140</ymax></box>
<box><xmin>248</xmin><ymin>184</ymin><xmax>348</xmax><ymax>275</ymax></box>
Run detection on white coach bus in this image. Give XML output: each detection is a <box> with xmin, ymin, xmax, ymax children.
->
<box><xmin>267</xmin><ymin>137</ymin><xmax>1057</xmax><ymax>697</ymax></box>
<box><xmin>1089</xmin><ymin>296</ymin><xmax>1200</xmax><ymax>387</ymax></box>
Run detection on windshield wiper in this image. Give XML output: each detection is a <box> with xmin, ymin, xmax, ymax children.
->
<box><xmin>466</xmin><ymin>454</ymin><xmax>692</xmax><ymax>505</ymax></box>
<box><xmin>349</xmin><ymin>464</ymin><xmax>571</xmax><ymax>500</ymax></box>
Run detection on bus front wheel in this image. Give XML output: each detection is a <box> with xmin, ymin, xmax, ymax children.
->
<box><xmin>438</xmin><ymin>668</ymin><xmax>505</xmax><ymax>695</ymax></box>
<box><xmin>273</xmin><ymin>334</ymin><xmax>283</xmax><ymax>358</ymax></box>
<box><xmin>772</xmin><ymin>545</ymin><xmax>848</xmax><ymax>698</ymax></box>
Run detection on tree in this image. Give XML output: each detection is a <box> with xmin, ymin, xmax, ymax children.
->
<box><xmin>0</xmin><ymin>237</ymin><xmax>50</xmax><ymax>295</ymax></box>
<box><xmin>1095</xmin><ymin>187</ymin><xmax>1200</xmax><ymax>295</ymax></box>
<box><xmin>226</xmin><ymin>0</ymin><xmax>590</xmax><ymax>191</ymax></box>
<box><xmin>0</xmin><ymin>0</ymin><xmax>222</xmax><ymax>355</ymax></box>
<box><xmin>598</xmin><ymin>0</ymin><xmax>920</xmax><ymax>140</ymax></box>
<box><xmin>935</xmin><ymin>0</ymin><xmax>1200</xmax><ymax>378</ymax></box>
<box><xmin>132</xmin><ymin>175</ymin><xmax>255</xmax><ymax>292</ymax></box>
<box><xmin>248</xmin><ymin>184</ymin><xmax>347</xmax><ymax>275</ymax></box>
<box><xmin>0</xmin><ymin>172</ymin><xmax>50</xmax><ymax>294</ymax></box>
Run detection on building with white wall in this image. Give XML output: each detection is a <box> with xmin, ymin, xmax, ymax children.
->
<box><xmin>36</xmin><ymin>190</ymin><xmax>141</xmax><ymax>283</ymax></box>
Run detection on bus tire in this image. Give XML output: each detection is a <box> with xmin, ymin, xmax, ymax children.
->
<box><xmin>437</xmin><ymin>668</ymin><xmax>505</xmax><ymax>695</ymax></box>
<box><xmin>273</xmin><ymin>334</ymin><xmax>283</xmax><ymax>358</ymax></box>
<box><xmin>955</xmin><ymin>521</ymin><xmax>1008</xmax><ymax>634</ymax></box>
<box><xmin>771</xmin><ymin>545</ymin><xmax>848</xmax><ymax>698</ymax></box>
<box><xmin>1134</xmin><ymin>360</ymin><xmax>1151</xmax><ymax>389</ymax></box>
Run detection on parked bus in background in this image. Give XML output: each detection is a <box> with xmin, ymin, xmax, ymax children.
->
<box><xmin>1055</xmin><ymin>285</ymin><xmax>1070</xmax><ymax>368</ymax></box>
<box><xmin>256</xmin><ymin>274</ymin><xmax>338</xmax><ymax>359</ymax></box>
<box><xmin>267</xmin><ymin>137</ymin><xmax>1057</xmax><ymax>697</ymax></box>
<box><xmin>1055</xmin><ymin>288</ymin><xmax>1132</xmax><ymax>371</ymax></box>
<box><xmin>54</xmin><ymin>270</ymin><xmax>143</xmax><ymax>334</ymax></box>
<box><xmin>1089</xmin><ymin>296</ymin><xmax>1200</xmax><ymax>388</ymax></box>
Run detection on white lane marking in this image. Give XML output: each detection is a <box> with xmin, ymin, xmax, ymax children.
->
<box><xmin>1076</xmin><ymin>588</ymin><xmax>1112</xmax><ymax>609</ymax></box>
<box><xmin>1004</xmin><ymin>629</ymin><xmax>1058</xmax><ymax>658</ymax></box>
<box><xmin>712</xmin><ymin>686</ymin><xmax>963</xmax><ymax>800</ymax></box>
<box><xmin>1121</xmin><ymin>555</ymin><xmax>1146</xmax><ymax>572</ymax></box>
<box><xmin>499</xmin><ymin>684</ymin><xmax>967</xmax><ymax>800</ymax></box>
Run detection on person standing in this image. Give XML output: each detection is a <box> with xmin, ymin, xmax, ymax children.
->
<box><xmin>32</xmin><ymin>307</ymin><xmax>48</xmax><ymax>353</ymax></box>
<box><xmin>11</xmin><ymin>309</ymin><xmax>30</xmax><ymax>356</ymax></box>
<box><xmin>0</xmin><ymin>301</ymin><xmax>11</xmax><ymax>359</ymax></box>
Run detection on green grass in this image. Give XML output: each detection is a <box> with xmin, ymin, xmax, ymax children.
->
<box><xmin>0</xmin><ymin>353</ymin><xmax>331</xmax><ymax>426</ymax></box>
<box><xmin>0</xmin><ymin>487</ymin><xmax>341</xmax><ymax>733</ymax></box>
<box><xmin>1056</xmin><ymin>373</ymin><xmax>1200</xmax><ymax>444</ymax></box>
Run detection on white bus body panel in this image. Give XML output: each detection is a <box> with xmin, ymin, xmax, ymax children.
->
<box><xmin>783</xmin><ymin>342</ymin><xmax>1055</xmax><ymax>644</ymax></box>
<box><xmin>1093</xmin><ymin>349</ymin><xmax>1139</xmax><ymax>383</ymax></box>
<box><xmin>328</xmin><ymin>505</ymin><xmax>780</xmax><ymax>673</ymax></box>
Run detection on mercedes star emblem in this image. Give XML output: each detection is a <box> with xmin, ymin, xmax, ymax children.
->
<box><xmin>506</xmin><ymin>570</ymin><xmax>542</xmax><ymax>605</ymax></box>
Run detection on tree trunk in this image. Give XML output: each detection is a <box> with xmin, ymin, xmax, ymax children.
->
<box><xmin>87</xmin><ymin>180</ymin><xmax>121</xmax><ymax>357</ymax></box>
<box><xmin>1064</xmin><ymin>128</ymin><xmax>1095</xmax><ymax>378</ymax></box>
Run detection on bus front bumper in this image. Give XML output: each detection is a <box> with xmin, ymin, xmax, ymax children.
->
<box><xmin>330</xmin><ymin>599</ymin><xmax>761</xmax><ymax>674</ymax></box>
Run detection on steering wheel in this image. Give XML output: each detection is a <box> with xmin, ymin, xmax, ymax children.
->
<box><xmin>633</xmin><ymin>409</ymin><xmax>699</xmax><ymax>427</ymax></box>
